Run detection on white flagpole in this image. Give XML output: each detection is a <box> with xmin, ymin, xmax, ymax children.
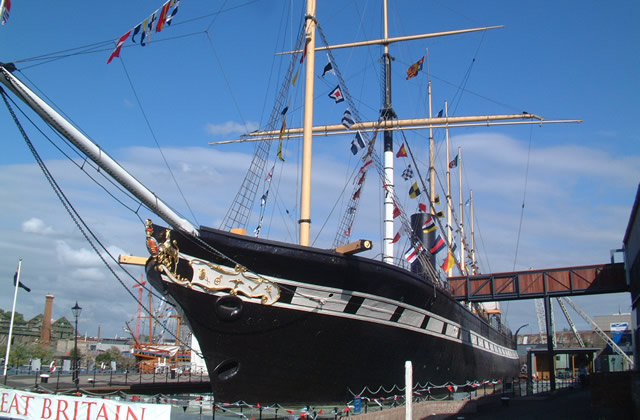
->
<box><xmin>3</xmin><ymin>258</ymin><xmax>22</xmax><ymax>376</ymax></box>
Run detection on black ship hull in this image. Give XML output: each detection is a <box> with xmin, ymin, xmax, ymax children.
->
<box><xmin>145</xmin><ymin>223</ymin><xmax>519</xmax><ymax>404</ymax></box>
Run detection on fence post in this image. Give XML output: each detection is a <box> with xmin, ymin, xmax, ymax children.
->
<box><xmin>405</xmin><ymin>361</ymin><xmax>412</xmax><ymax>420</ymax></box>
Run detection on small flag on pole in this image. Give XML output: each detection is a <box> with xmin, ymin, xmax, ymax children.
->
<box><xmin>396</xmin><ymin>143</ymin><xmax>408</xmax><ymax>158</ymax></box>
<box><xmin>422</xmin><ymin>216</ymin><xmax>436</xmax><ymax>233</ymax></box>
<box><xmin>429</xmin><ymin>235</ymin><xmax>446</xmax><ymax>254</ymax></box>
<box><xmin>13</xmin><ymin>272</ymin><xmax>30</xmax><ymax>293</ymax></box>
<box><xmin>322</xmin><ymin>60</ymin><xmax>334</xmax><ymax>77</ymax></box>
<box><xmin>404</xmin><ymin>244</ymin><xmax>423</xmax><ymax>263</ymax></box>
<box><xmin>441</xmin><ymin>252</ymin><xmax>456</xmax><ymax>272</ymax></box>
<box><xmin>418</xmin><ymin>202</ymin><xmax>427</xmax><ymax>212</ymax></box>
<box><xmin>1</xmin><ymin>0</ymin><xmax>11</xmax><ymax>25</ymax></box>
<box><xmin>165</xmin><ymin>0</ymin><xmax>180</xmax><ymax>26</ymax></box>
<box><xmin>434</xmin><ymin>194</ymin><xmax>441</xmax><ymax>205</ymax></box>
<box><xmin>393</xmin><ymin>203</ymin><xmax>401</xmax><ymax>218</ymax></box>
<box><xmin>391</xmin><ymin>232</ymin><xmax>401</xmax><ymax>244</ymax></box>
<box><xmin>350</xmin><ymin>131</ymin><xmax>366</xmax><ymax>155</ymax></box>
<box><xmin>300</xmin><ymin>38</ymin><xmax>310</xmax><ymax>63</ymax></box>
<box><xmin>401</xmin><ymin>164</ymin><xmax>414</xmax><ymax>180</ymax></box>
<box><xmin>342</xmin><ymin>109</ymin><xmax>355</xmax><ymax>129</ymax></box>
<box><xmin>359</xmin><ymin>159</ymin><xmax>373</xmax><ymax>174</ymax></box>
<box><xmin>406</xmin><ymin>56</ymin><xmax>425</xmax><ymax>80</ymax></box>
<box><xmin>107</xmin><ymin>30</ymin><xmax>133</xmax><ymax>64</ymax></box>
<box><xmin>328</xmin><ymin>85</ymin><xmax>345</xmax><ymax>103</ymax></box>
<box><xmin>277</xmin><ymin>138</ymin><xmax>285</xmax><ymax>162</ymax></box>
<box><xmin>155</xmin><ymin>0</ymin><xmax>172</xmax><ymax>32</ymax></box>
<box><xmin>408</xmin><ymin>182</ymin><xmax>421</xmax><ymax>199</ymax></box>
<box><xmin>449</xmin><ymin>154</ymin><xmax>459</xmax><ymax>168</ymax></box>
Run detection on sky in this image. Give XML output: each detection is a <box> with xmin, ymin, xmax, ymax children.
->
<box><xmin>0</xmin><ymin>0</ymin><xmax>638</xmax><ymax>342</ymax></box>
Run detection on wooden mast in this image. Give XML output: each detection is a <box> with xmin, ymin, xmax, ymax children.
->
<box><xmin>458</xmin><ymin>146</ymin><xmax>466</xmax><ymax>275</ymax></box>
<box><xmin>470</xmin><ymin>189</ymin><xmax>476</xmax><ymax>274</ymax></box>
<box><xmin>445</xmin><ymin>101</ymin><xmax>453</xmax><ymax>276</ymax></box>
<box><xmin>299</xmin><ymin>0</ymin><xmax>317</xmax><ymax>246</ymax></box>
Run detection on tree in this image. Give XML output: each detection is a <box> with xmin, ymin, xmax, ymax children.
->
<box><xmin>1</xmin><ymin>343</ymin><xmax>54</xmax><ymax>367</ymax></box>
<box><xmin>69</xmin><ymin>347</ymin><xmax>83</xmax><ymax>364</ymax></box>
<box><xmin>0</xmin><ymin>309</ymin><xmax>25</xmax><ymax>323</ymax></box>
<box><xmin>95</xmin><ymin>347</ymin><xmax>124</xmax><ymax>366</ymax></box>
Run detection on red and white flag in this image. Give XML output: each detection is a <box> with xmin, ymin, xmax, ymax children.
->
<box><xmin>107</xmin><ymin>30</ymin><xmax>133</xmax><ymax>64</ymax></box>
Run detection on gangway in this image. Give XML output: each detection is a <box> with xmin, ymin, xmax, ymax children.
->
<box><xmin>448</xmin><ymin>262</ymin><xmax>626</xmax><ymax>301</ymax></box>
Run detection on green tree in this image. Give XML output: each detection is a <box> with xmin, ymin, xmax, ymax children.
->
<box><xmin>69</xmin><ymin>347</ymin><xmax>83</xmax><ymax>364</ymax></box>
<box><xmin>0</xmin><ymin>309</ymin><xmax>25</xmax><ymax>323</ymax></box>
<box><xmin>8</xmin><ymin>343</ymin><xmax>31</xmax><ymax>367</ymax></box>
<box><xmin>95</xmin><ymin>347</ymin><xmax>123</xmax><ymax>364</ymax></box>
<box><xmin>31</xmin><ymin>345</ymin><xmax>54</xmax><ymax>364</ymax></box>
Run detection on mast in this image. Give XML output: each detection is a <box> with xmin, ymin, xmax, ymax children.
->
<box><xmin>0</xmin><ymin>65</ymin><xmax>198</xmax><ymax>237</ymax></box>
<box><xmin>470</xmin><ymin>189</ymin><xmax>476</xmax><ymax>274</ymax></box>
<box><xmin>428</xmin><ymin>80</ymin><xmax>436</xmax><ymax>215</ymax></box>
<box><xmin>458</xmin><ymin>147</ymin><xmax>466</xmax><ymax>274</ymax></box>
<box><xmin>445</xmin><ymin>102</ymin><xmax>453</xmax><ymax>276</ymax></box>
<box><xmin>148</xmin><ymin>289</ymin><xmax>153</xmax><ymax>345</ymax></box>
<box><xmin>299</xmin><ymin>0</ymin><xmax>316</xmax><ymax>246</ymax></box>
<box><xmin>382</xmin><ymin>0</ymin><xmax>395</xmax><ymax>264</ymax></box>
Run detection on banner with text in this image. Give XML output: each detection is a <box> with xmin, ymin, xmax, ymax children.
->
<box><xmin>0</xmin><ymin>389</ymin><xmax>170</xmax><ymax>420</ymax></box>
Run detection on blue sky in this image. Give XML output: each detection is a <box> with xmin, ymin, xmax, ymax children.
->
<box><xmin>0</xmin><ymin>0</ymin><xmax>638</xmax><ymax>341</ymax></box>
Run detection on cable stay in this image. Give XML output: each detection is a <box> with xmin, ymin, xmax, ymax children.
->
<box><xmin>559</xmin><ymin>297</ymin><xmax>633</xmax><ymax>368</ymax></box>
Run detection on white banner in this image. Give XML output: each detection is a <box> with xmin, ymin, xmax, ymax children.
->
<box><xmin>0</xmin><ymin>389</ymin><xmax>170</xmax><ymax>420</ymax></box>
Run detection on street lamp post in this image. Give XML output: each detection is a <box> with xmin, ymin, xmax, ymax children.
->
<box><xmin>71</xmin><ymin>302</ymin><xmax>82</xmax><ymax>392</ymax></box>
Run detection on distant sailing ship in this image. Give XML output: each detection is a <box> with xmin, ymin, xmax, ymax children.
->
<box><xmin>0</xmin><ymin>0</ymin><xmax>578</xmax><ymax>404</ymax></box>
<box><xmin>125</xmin><ymin>282</ymin><xmax>191</xmax><ymax>374</ymax></box>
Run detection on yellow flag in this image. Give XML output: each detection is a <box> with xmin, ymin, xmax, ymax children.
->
<box><xmin>441</xmin><ymin>252</ymin><xmax>456</xmax><ymax>272</ymax></box>
<box><xmin>279</xmin><ymin>119</ymin><xmax>286</xmax><ymax>140</ymax></box>
<box><xmin>277</xmin><ymin>140</ymin><xmax>285</xmax><ymax>162</ymax></box>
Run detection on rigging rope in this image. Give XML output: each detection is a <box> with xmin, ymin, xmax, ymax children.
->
<box><xmin>118</xmin><ymin>59</ymin><xmax>199</xmax><ymax>226</ymax></box>
<box><xmin>1</xmin><ymin>85</ymin><xmax>202</xmax><ymax>358</ymax></box>
<box><xmin>512</xmin><ymin>125</ymin><xmax>534</xmax><ymax>271</ymax></box>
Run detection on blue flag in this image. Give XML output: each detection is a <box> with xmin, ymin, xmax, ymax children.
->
<box><xmin>13</xmin><ymin>272</ymin><xmax>30</xmax><ymax>293</ymax></box>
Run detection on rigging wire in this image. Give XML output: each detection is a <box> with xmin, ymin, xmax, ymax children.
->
<box><xmin>7</xmin><ymin>72</ymin><xmax>147</xmax><ymax>220</ymax></box>
<box><xmin>118</xmin><ymin>58</ymin><xmax>199</xmax><ymax>226</ymax></box>
<box><xmin>512</xmin><ymin>124</ymin><xmax>534</xmax><ymax>271</ymax></box>
<box><xmin>1</xmin><ymin>86</ymin><xmax>202</xmax><ymax>357</ymax></box>
<box><xmin>10</xmin><ymin>0</ymin><xmax>263</xmax><ymax>69</ymax></box>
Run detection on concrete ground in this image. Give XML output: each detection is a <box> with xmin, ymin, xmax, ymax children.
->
<box><xmin>439</xmin><ymin>387</ymin><xmax>634</xmax><ymax>420</ymax></box>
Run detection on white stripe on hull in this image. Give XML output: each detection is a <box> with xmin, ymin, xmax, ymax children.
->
<box><xmin>159</xmin><ymin>256</ymin><xmax>519</xmax><ymax>361</ymax></box>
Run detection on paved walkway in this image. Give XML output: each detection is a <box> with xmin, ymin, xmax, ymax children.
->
<box><xmin>441</xmin><ymin>387</ymin><xmax>633</xmax><ymax>420</ymax></box>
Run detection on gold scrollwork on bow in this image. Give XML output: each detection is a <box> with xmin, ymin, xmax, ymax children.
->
<box><xmin>145</xmin><ymin>220</ymin><xmax>280</xmax><ymax>305</ymax></box>
<box><xmin>146</xmin><ymin>220</ymin><xmax>186</xmax><ymax>282</ymax></box>
<box><xmin>188</xmin><ymin>260</ymin><xmax>280</xmax><ymax>305</ymax></box>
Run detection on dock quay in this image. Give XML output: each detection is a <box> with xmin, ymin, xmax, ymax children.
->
<box><xmin>1</xmin><ymin>371</ymin><xmax>637</xmax><ymax>419</ymax></box>
<box><xmin>2</xmin><ymin>371</ymin><xmax>211</xmax><ymax>395</ymax></box>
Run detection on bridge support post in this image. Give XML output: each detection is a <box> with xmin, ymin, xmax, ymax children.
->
<box><xmin>543</xmin><ymin>296</ymin><xmax>556</xmax><ymax>392</ymax></box>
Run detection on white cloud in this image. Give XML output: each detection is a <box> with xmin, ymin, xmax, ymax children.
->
<box><xmin>55</xmin><ymin>240</ymin><xmax>102</xmax><ymax>267</ymax></box>
<box><xmin>22</xmin><ymin>218</ymin><xmax>56</xmax><ymax>235</ymax></box>
<box><xmin>205</xmin><ymin>120</ymin><xmax>259</xmax><ymax>136</ymax></box>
